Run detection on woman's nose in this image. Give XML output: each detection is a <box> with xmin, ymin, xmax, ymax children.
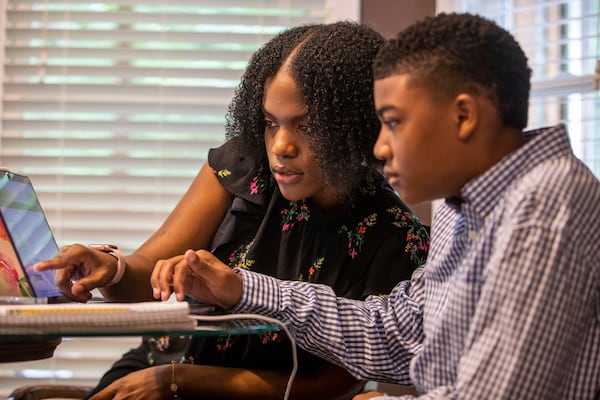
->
<box><xmin>272</xmin><ymin>129</ymin><xmax>298</xmax><ymax>158</ymax></box>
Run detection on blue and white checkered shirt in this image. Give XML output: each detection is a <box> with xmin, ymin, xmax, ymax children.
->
<box><xmin>232</xmin><ymin>124</ymin><xmax>600</xmax><ymax>399</ymax></box>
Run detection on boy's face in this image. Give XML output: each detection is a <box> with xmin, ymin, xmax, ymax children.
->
<box><xmin>373</xmin><ymin>74</ymin><xmax>465</xmax><ymax>204</ymax></box>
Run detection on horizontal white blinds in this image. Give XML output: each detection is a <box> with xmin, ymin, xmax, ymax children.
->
<box><xmin>438</xmin><ymin>0</ymin><xmax>600</xmax><ymax>178</ymax></box>
<box><xmin>0</xmin><ymin>5</ymin><xmax>327</xmax><ymax>390</ymax></box>
<box><xmin>0</xmin><ymin>0</ymin><xmax>326</xmax><ymax>253</ymax></box>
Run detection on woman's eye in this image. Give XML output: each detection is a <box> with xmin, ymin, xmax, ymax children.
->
<box><xmin>383</xmin><ymin>119</ymin><xmax>398</xmax><ymax>131</ymax></box>
<box><xmin>298</xmin><ymin>124</ymin><xmax>310</xmax><ymax>134</ymax></box>
<box><xmin>264</xmin><ymin>119</ymin><xmax>277</xmax><ymax>128</ymax></box>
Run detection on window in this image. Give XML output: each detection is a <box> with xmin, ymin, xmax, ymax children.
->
<box><xmin>0</xmin><ymin>0</ymin><xmax>333</xmax><ymax>254</ymax></box>
<box><xmin>437</xmin><ymin>0</ymin><xmax>600</xmax><ymax>178</ymax></box>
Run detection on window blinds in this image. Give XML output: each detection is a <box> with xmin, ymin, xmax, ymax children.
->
<box><xmin>0</xmin><ymin>0</ymin><xmax>327</xmax><ymax>253</ymax></box>
<box><xmin>438</xmin><ymin>0</ymin><xmax>600</xmax><ymax>178</ymax></box>
<box><xmin>0</xmin><ymin>3</ymin><xmax>341</xmax><ymax>395</ymax></box>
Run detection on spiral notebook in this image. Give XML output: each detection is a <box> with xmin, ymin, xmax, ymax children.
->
<box><xmin>0</xmin><ymin>300</ymin><xmax>196</xmax><ymax>334</ymax></box>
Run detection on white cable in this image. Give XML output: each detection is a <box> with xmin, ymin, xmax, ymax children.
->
<box><xmin>189</xmin><ymin>313</ymin><xmax>297</xmax><ymax>400</ymax></box>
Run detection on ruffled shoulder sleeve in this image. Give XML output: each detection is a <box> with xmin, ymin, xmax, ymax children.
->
<box><xmin>208</xmin><ymin>140</ymin><xmax>274</xmax><ymax>206</ymax></box>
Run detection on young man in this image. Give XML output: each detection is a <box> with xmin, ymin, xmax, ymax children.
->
<box><xmin>154</xmin><ymin>13</ymin><xmax>600</xmax><ymax>399</ymax></box>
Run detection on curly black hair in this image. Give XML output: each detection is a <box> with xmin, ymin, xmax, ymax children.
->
<box><xmin>374</xmin><ymin>12</ymin><xmax>532</xmax><ymax>130</ymax></box>
<box><xmin>225</xmin><ymin>21</ymin><xmax>385</xmax><ymax>197</ymax></box>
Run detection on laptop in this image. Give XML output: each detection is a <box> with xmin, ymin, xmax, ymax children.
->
<box><xmin>0</xmin><ymin>169</ymin><xmax>217</xmax><ymax>311</ymax></box>
<box><xmin>0</xmin><ymin>169</ymin><xmax>64</xmax><ymax>302</ymax></box>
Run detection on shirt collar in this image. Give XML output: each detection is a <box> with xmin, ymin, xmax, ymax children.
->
<box><xmin>457</xmin><ymin>123</ymin><xmax>572</xmax><ymax>219</ymax></box>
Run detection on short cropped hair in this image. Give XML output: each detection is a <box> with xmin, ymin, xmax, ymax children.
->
<box><xmin>374</xmin><ymin>12</ymin><xmax>532</xmax><ymax>130</ymax></box>
<box><xmin>226</xmin><ymin>21</ymin><xmax>385</xmax><ymax>197</ymax></box>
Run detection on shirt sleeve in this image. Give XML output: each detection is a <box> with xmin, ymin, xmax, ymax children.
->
<box><xmin>231</xmin><ymin>267</ymin><xmax>425</xmax><ymax>385</ymax></box>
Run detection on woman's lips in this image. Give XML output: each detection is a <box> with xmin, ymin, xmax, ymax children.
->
<box><xmin>272</xmin><ymin>166</ymin><xmax>303</xmax><ymax>185</ymax></box>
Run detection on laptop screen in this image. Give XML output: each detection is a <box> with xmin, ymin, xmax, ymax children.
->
<box><xmin>0</xmin><ymin>170</ymin><xmax>62</xmax><ymax>298</ymax></box>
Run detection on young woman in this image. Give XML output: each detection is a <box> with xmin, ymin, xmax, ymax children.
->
<box><xmin>37</xmin><ymin>21</ymin><xmax>429</xmax><ymax>400</ymax></box>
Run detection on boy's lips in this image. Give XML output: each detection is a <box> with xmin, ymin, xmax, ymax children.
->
<box><xmin>383</xmin><ymin>169</ymin><xmax>400</xmax><ymax>188</ymax></box>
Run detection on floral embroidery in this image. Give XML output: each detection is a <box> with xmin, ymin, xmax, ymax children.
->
<box><xmin>149</xmin><ymin>335</ymin><xmax>172</xmax><ymax>352</ymax></box>
<box><xmin>308</xmin><ymin>257</ymin><xmax>323</xmax><ymax>277</ymax></box>
<box><xmin>217</xmin><ymin>335</ymin><xmax>234</xmax><ymax>351</ymax></box>
<box><xmin>250</xmin><ymin>176</ymin><xmax>259</xmax><ymax>194</ymax></box>
<box><xmin>146</xmin><ymin>335</ymin><xmax>193</xmax><ymax>366</ymax></box>
<box><xmin>280</xmin><ymin>201</ymin><xmax>310</xmax><ymax>231</ymax></box>
<box><xmin>339</xmin><ymin>213</ymin><xmax>378</xmax><ymax>259</ymax></box>
<box><xmin>217</xmin><ymin>168</ymin><xmax>231</xmax><ymax>178</ymax></box>
<box><xmin>387</xmin><ymin>206</ymin><xmax>430</xmax><ymax>265</ymax></box>
<box><xmin>298</xmin><ymin>257</ymin><xmax>324</xmax><ymax>282</ymax></box>
<box><xmin>250</xmin><ymin>165</ymin><xmax>269</xmax><ymax>195</ymax></box>
<box><xmin>215</xmin><ymin>242</ymin><xmax>257</xmax><ymax>353</ymax></box>
<box><xmin>228</xmin><ymin>241</ymin><xmax>255</xmax><ymax>270</ymax></box>
<box><xmin>260</xmin><ymin>331</ymin><xmax>280</xmax><ymax>344</ymax></box>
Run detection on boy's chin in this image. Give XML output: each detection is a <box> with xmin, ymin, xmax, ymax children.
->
<box><xmin>396</xmin><ymin>189</ymin><xmax>429</xmax><ymax>206</ymax></box>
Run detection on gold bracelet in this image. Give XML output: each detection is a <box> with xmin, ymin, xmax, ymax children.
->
<box><xmin>170</xmin><ymin>360</ymin><xmax>180</xmax><ymax>399</ymax></box>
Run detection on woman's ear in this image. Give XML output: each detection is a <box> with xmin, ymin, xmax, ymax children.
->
<box><xmin>454</xmin><ymin>93</ymin><xmax>477</xmax><ymax>141</ymax></box>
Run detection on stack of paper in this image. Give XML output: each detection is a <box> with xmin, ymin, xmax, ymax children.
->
<box><xmin>0</xmin><ymin>301</ymin><xmax>196</xmax><ymax>334</ymax></box>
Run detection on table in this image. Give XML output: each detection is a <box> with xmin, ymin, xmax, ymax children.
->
<box><xmin>0</xmin><ymin>337</ymin><xmax>62</xmax><ymax>363</ymax></box>
<box><xmin>0</xmin><ymin>316</ymin><xmax>281</xmax><ymax>363</ymax></box>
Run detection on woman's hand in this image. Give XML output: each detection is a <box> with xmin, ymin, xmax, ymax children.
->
<box><xmin>89</xmin><ymin>364</ymin><xmax>170</xmax><ymax>400</ymax></box>
<box><xmin>353</xmin><ymin>391</ymin><xmax>388</xmax><ymax>400</ymax></box>
<box><xmin>33</xmin><ymin>244</ymin><xmax>119</xmax><ymax>302</ymax></box>
<box><xmin>151</xmin><ymin>249</ymin><xmax>242</xmax><ymax>310</ymax></box>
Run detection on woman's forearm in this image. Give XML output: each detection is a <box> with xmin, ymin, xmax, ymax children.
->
<box><xmin>173</xmin><ymin>362</ymin><xmax>364</xmax><ymax>400</ymax></box>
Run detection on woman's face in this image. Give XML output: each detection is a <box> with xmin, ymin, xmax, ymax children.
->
<box><xmin>262</xmin><ymin>70</ymin><xmax>341</xmax><ymax>210</ymax></box>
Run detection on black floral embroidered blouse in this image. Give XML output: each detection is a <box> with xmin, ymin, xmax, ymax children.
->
<box><xmin>181</xmin><ymin>141</ymin><xmax>430</xmax><ymax>372</ymax></box>
<box><xmin>89</xmin><ymin>141</ymin><xmax>430</xmax><ymax>397</ymax></box>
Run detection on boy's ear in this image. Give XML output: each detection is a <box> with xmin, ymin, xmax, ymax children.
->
<box><xmin>454</xmin><ymin>93</ymin><xmax>477</xmax><ymax>141</ymax></box>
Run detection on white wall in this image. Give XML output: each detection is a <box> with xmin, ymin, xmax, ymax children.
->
<box><xmin>325</xmin><ymin>0</ymin><xmax>361</xmax><ymax>22</ymax></box>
